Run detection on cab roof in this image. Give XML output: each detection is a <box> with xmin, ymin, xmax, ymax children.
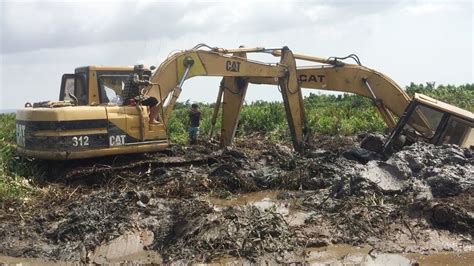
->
<box><xmin>414</xmin><ymin>93</ymin><xmax>474</xmax><ymax>122</ymax></box>
<box><xmin>75</xmin><ymin>66</ymin><xmax>134</xmax><ymax>72</ymax></box>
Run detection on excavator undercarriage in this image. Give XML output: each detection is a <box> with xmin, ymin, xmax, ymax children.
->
<box><xmin>15</xmin><ymin>45</ymin><xmax>473</xmax><ymax>160</ymax></box>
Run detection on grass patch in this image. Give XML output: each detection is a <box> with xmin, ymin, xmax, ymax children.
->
<box><xmin>0</xmin><ymin>113</ymin><xmax>41</xmax><ymax>207</ymax></box>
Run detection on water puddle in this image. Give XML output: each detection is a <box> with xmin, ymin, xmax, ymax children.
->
<box><xmin>3</xmin><ymin>245</ymin><xmax>472</xmax><ymax>265</ymax></box>
<box><xmin>304</xmin><ymin>245</ymin><xmax>474</xmax><ymax>266</ymax></box>
<box><xmin>0</xmin><ymin>256</ymin><xmax>68</xmax><ymax>266</ymax></box>
<box><xmin>406</xmin><ymin>251</ymin><xmax>474</xmax><ymax>266</ymax></box>
<box><xmin>304</xmin><ymin>245</ymin><xmax>412</xmax><ymax>265</ymax></box>
<box><xmin>89</xmin><ymin>230</ymin><xmax>162</xmax><ymax>264</ymax></box>
<box><xmin>206</xmin><ymin>190</ymin><xmax>312</xmax><ymax>226</ymax></box>
<box><xmin>206</xmin><ymin>190</ymin><xmax>282</xmax><ymax>207</ymax></box>
<box><xmin>208</xmin><ymin>245</ymin><xmax>474</xmax><ymax>265</ymax></box>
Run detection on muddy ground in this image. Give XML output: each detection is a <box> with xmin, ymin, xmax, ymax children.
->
<box><xmin>0</xmin><ymin>133</ymin><xmax>473</xmax><ymax>264</ymax></box>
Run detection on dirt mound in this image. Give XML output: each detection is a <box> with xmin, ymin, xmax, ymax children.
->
<box><xmin>391</xmin><ymin>143</ymin><xmax>473</xmax><ymax>198</ymax></box>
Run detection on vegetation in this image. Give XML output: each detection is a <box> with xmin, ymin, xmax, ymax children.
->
<box><xmin>1</xmin><ymin>83</ymin><xmax>472</xmax><ymax>203</ymax></box>
<box><xmin>168</xmin><ymin>94</ymin><xmax>386</xmax><ymax>144</ymax></box>
<box><xmin>405</xmin><ymin>82</ymin><xmax>473</xmax><ymax>112</ymax></box>
<box><xmin>168</xmin><ymin>83</ymin><xmax>473</xmax><ymax>144</ymax></box>
<box><xmin>0</xmin><ymin>114</ymin><xmax>40</xmax><ymax>206</ymax></box>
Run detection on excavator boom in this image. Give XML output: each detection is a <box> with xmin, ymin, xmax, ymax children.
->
<box><xmin>249</xmin><ymin>64</ymin><xmax>409</xmax><ymax>128</ymax></box>
<box><xmin>248</xmin><ymin>56</ymin><xmax>435</xmax><ymax>136</ymax></box>
<box><xmin>147</xmin><ymin>49</ymin><xmax>286</xmax><ymax>123</ymax></box>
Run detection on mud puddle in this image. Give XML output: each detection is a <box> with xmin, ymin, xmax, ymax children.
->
<box><xmin>206</xmin><ymin>190</ymin><xmax>313</xmax><ymax>226</ymax></box>
<box><xmin>3</xmin><ymin>243</ymin><xmax>473</xmax><ymax>265</ymax></box>
<box><xmin>302</xmin><ymin>245</ymin><xmax>474</xmax><ymax>266</ymax></box>
<box><xmin>89</xmin><ymin>230</ymin><xmax>162</xmax><ymax>264</ymax></box>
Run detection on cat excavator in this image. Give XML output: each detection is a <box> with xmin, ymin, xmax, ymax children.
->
<box><xmin>15</xmin><ymin>45</ymin><xmax>473</xmax><ymax>160</ymax></box>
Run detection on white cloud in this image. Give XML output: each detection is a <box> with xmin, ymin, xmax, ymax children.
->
<box><xmin>0</xmin><ymin>0</ymin><xmax>472</xmax><ymax>109</ymax></box>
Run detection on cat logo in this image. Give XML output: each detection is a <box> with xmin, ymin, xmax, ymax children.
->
<box><xmin>226</xmin><ymin>61</ymin><xmax>241</xmax><ymax>72</ymax></box>
<box><xmin>299</xmin><ymin>74</ymin><xmax>325</xmax><ymax>83</ymax></box>
<box><xmin>109</xmin><ymin>135</ymin><xmax>126</xmax><ymax>146</ymax></box>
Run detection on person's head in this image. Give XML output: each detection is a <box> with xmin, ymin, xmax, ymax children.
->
<box><xmin>133</xmin><ymin>64</ymin><xmax>145</xmax><ymax>73</ymax></box>
<box><xmin>142</xmin><ymin>69</ymin><xmax>152</xmax><ymax>80</ymax></box>
<box><xmin>191</xmin><ymin>103</ymin><xmax>199</xmax><ymax>111</ymax></box>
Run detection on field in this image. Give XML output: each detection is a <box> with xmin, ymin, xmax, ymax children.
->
<box><xmin>168</xmin><ymin>82</ymin><xmax>474</xmax><ymax>144</ymax></box>
<box><xmin>0</xmin><ymin>83</ymin><xmax>473</xmax><ymax>264</ymax></box>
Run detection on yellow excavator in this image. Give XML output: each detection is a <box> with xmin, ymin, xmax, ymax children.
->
<box><xmin>15</xmin><ymin>45</ymin><xmax>473</xmax><ymax>160</ymax></box>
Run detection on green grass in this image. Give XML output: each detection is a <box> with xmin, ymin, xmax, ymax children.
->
<box><xmin>167</xmin><ymin>94</ymin><xmax>387</xmax><ymax>143</ymax></box>
<box><xmin>0</xmin><ymin>83</ymin><xmax>472</xmax><ymax>203</ymax></box>
<box><xmin>0</xmin><ymin>113</ymin><xmax>41</xmax><ymax>206</ymax></box>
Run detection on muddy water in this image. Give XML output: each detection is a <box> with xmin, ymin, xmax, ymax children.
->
<box><xmin>204</xmin><ymin>191</ymin><xmax>474</xmax><ymax>265</ymax></box>
<box><xmin>1</xmin><ymin>191</ymin><xmax>472</xmax><ymax>265</ymax></box>
<box><xmin>206</xmin><ymin>245</ymin><xmax>474</xmax><ymax>265</ymax></box>
<box><xmin>89</xmin><ymin>230</ymin><xmax>162</xmax><ymax>264</ymax></box>
<box><xmin>206</xmin><ymin>190</ymin><xmax>313</xmax><ymax>226</ymax></box>
<box><xmin>205</xmin><ymin>190</ymin><xmax>282</xmax><ymax>207</ymax></box>
<box><xmin>2</xmin><ymin>247</ymin><xmax>473</xmax><ymax>265</ymax></box>
<box><xmin>407</xmin><ymin>251</ymin><xmax>474</xmax><ymax>266</ymax></box>
<box><xmin>304</xmin><ymin>245</ymin><xmax>474</xmax><ymax>265</ymax></box>
<box><xmin>0</xmin><ymin>230</ymin><xmax>163</xmax><ymax>265</ymax></box>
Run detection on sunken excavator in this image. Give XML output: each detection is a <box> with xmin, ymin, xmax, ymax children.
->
<box><xmin>16</xmin><ymin>45</ymin><xmax>474</xmax><ymax>160</ymax></box>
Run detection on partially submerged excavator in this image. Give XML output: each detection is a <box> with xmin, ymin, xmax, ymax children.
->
<box><xmin>15</xmin><ymin>45</ymin><xmax>473</xmax><ymax>160</ymax></box>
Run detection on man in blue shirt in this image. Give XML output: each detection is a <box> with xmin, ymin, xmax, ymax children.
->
<box><xmin>188</xmin><ymin>104</ymin><xmax>201</xmax><ymax>144</ymax></box>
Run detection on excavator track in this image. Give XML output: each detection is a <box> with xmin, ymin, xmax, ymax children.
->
<box><xmin>64</xmin><ymin>156</ymin><xmax>216</xmax><ymax>180</ymax></box>
<box><xmin>40</xmin><ymin>148</ymin><xmax>218</xmax><ymax>183</ymax></box>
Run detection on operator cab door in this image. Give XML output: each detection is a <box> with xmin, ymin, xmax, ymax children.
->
<box><xmin>59</xmin><ymin>74</ymin><xmax>88</xmax><ymax>105</ymax></box>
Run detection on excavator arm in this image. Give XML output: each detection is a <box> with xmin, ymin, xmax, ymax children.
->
<box><xmin>249</xmin><ymin>64</ymin><xmax>408</xmax><ymax>128</ymax></box>
<box><xmin>146</xmin><ymin>46</ymin><xmax>308</xmax><ymax>149</ymax></box>
<box><xmin>248</xmin><ymin>52</ymin><xmax>432</xmax><ymax>135</ymax></box>
<box><xmin>147</xmin><ymin>49</ymin><xmax>286</xmax><ymax>123</ymax></box>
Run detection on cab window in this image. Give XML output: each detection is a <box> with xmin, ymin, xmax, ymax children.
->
<box><xmin>60</xmin><ymin>73</ymin><xmax>88</xmax><ymax>105</ymax></box>
<box><xmin>97</xmin><ymin>73</ymin><xmax>130</xmax><ymax>104</ymax></box>
<box><xmin>441</xmin><ymin>117</ymin><xmax>472</xmax><ymax>145</ymax></box>
<box><xmin>403</xmin><ymin>104</ymin><xmax>444</xmax><ymax>140</ymax></box>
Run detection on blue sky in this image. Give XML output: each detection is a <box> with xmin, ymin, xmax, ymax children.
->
<box><xmin>0</xmin><ymin>0</ymin><xmax>472</xmax><ymax>109</ymax></box>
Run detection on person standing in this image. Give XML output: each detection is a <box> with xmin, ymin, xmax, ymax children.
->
<box><xmin>122</xmin><ymin>64</ymin><xmax>159</xmax><ymax>124</ymax></box>
<box><xmin>188</xmin><ymin>103</ymin><xmax>201</xmax><ymax>145</ymax></box>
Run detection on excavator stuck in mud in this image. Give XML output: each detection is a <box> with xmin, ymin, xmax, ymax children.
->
<box><xmin>15</xmin><ymin>44</ymin><xmax>473</xmax><ymax>160</ymax></box>
<box><xmin>2</xmin><ymin>45</ymin><xmax>473</xmax><ymax>264</ymax></box>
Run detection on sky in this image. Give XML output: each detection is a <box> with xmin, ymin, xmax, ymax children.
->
<box><xmin>0</xmin><ymin>0</ymin><xmax>473</xmax><ymax>109</ymax></box>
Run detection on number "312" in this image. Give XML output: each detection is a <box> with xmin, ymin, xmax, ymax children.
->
<box><xmin>72</xmin><ymin>136</ymin><xmax>89</xmax><ymax>147</ymax></box>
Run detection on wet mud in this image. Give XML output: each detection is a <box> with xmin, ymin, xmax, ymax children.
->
<box><xmin>0</xmin><ymin>134</ymin><xmax>472</xmax><ymax>264</ymax></box>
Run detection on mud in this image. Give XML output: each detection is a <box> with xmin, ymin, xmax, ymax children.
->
<box><xmin>0</xmin><ymin>134</ymin><xmax>472</xmax><ymax>263</ymax></box>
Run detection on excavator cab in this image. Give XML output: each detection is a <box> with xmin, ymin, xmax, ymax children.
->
<box><xmin>384</xmin><ymin>93</ymin><xmax>473</xmax><ymax>152</ymax></box>
<box><xmin>16</xmin><ymin>66</ymin><xmax>169</xmax><ymax>160</ymax></box>
<box><xmin>59</xmin><ymin>66</ymin><xmax>134</xmax><ymax>106</ymax></box>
